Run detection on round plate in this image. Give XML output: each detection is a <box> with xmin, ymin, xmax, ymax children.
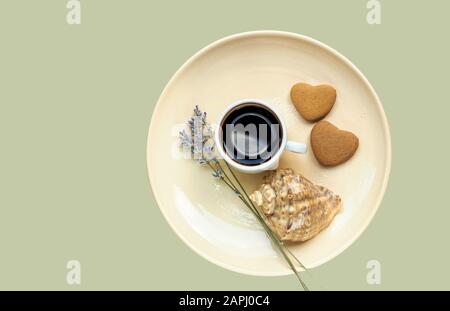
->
<box><xmin>146</xmin><ymin>31</ymin><xmax>391</xmax><ymax>276</ymax></box>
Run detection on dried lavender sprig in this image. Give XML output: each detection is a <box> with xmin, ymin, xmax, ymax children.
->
<box><xmin>180</xmin><ymin>105</ymin><xmax>309</xmax><ymax>290</ymax></box>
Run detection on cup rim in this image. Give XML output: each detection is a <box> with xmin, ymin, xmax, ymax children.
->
<box><xmin>214</xmin><ymin>98</ymin><xmax>287</xmax><ymax>173</ymax></box>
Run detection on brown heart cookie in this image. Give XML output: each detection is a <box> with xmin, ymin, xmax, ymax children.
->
<box><xmin>310</xmin><ymin>121</ymin><xmax>359</xmax><ymax>166</ymax></box>
<box><xmin>290</xmin><ymin>83</ymin><xmax>336</xmax><ymax>122</ymax></box>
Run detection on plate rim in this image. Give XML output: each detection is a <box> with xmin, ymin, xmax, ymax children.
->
<box><xmin>146</xmin><ymin>30</ymin><xmax>392</xmax><ymax>276</ymax></box>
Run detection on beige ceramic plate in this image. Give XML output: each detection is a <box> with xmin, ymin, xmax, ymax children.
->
<box><xmin>146</xmin><ymin>31</ymin><xmax>391</xmax><ymax>276</ymax></box>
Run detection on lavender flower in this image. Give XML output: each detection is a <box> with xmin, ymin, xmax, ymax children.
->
<box><xmin>179</xmin><ymin>105</ymin><xmax>216</xmax><ymax>163</ymax></box>
<box><xmin>178</xmin><ymin>105</ymin><xmax>308</xmax><ymax>290</ymax></box>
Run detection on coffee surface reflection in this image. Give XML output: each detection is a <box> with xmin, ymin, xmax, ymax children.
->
<box><xmin>221</xmin><ymin>103</ymin><xmax>282</xmax><ymax>166</ymax></box>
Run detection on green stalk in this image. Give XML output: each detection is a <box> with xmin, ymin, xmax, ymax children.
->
<box><xmin>217</xmin><ymin>160</ymin><xmax>309</xmax><ymax>290</ymax></box>
<box><xmin>220</xmin><ymin>179</ymin><xmax>309</xmax><ymax>290</ymax></box>
<box><xmin>207</xmin><ymin>161</ymin><xmax>239</xmax><ymax>193</ymax></box>
<box><xmin>222</xmin><ymin>161</ymin><xmax>307</xmax><ymax>269</ymax></box>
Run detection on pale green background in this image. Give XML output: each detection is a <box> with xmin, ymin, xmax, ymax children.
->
<box><xmin>0</xmin><ymin>0</ymin><xmax>448</xmax><ymax>290</ymax></box>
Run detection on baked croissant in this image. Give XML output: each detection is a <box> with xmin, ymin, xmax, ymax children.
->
<box><xmin>249</xmin><ymin>168</ymin><xmax>341</xmax><ymax>242</ymax></box>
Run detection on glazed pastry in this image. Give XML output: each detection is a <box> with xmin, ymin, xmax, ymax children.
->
<box><xmin>249</xmin><ymin>168</ymin><xmax>341</xmax><ymax>242</ymax></box>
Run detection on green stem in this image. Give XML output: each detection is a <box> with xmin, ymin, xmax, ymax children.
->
<box><xmin>236</xmin><ymin>193</ymin><xmax>309</xmax><ymax>290</ymax></box>
<box><xmin>222</xmin><ymin>161</ymin><xmax>254</xmax><ymax>208</ymax></box>
<box><xmin>222</xmin><ymin>161</ymin><xmax>307</xmax><ymax>270</ymax></box>
<box><xmin>213</xmin><ymin>159</ymin><xmax>238</xmax><ymax>191</ymax></box>
<box><xmin>214</xmin><ymin>161</ymin><xmax>309</xmax><ymax>290</ymax></box>
<box><xmin>207</xmin><ymin>161</ymin><xmax>239</xmax><ymax>193</ymax></box>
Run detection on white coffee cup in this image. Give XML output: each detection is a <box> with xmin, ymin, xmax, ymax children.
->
<box><xmin>214</xmin><ymin>99</ymin><xmax>307</xmax><ymax>174</ymax></box>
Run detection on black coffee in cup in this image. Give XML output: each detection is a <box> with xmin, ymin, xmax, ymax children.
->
<box><xmin>220</xmin><ymin>103</ymin><xmax>282</xmax><ymax>166</ymax></box>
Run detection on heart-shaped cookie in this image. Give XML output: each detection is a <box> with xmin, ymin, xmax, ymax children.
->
<box><xmin>310</xmin><ymin>121</ymin><xmax>359</xmax><ymax>166</ymax></box>
<box><xmin>290</xmin><ymin>83</ymin><xmax>336</xmax><ymax>122</ymax></box>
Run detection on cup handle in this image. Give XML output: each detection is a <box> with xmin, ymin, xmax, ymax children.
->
<box><xmin>286</xmin><ymin>141</ymin><xmax>308</xmax><ymax>154</ymax></box>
